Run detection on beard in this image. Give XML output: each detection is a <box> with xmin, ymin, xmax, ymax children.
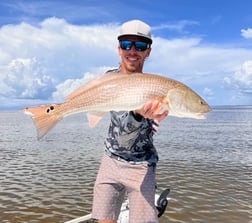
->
<box><xmin>124</xmin><ymin>60</ymin><xmax>143</xmax><ymax>73</ymax></box>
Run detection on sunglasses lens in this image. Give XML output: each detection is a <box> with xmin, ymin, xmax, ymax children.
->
<box><xmin>135</xmin><ymin>41</ymin><xmax>148</xmax><ymax>51</ymax></box>
<box><xmin>120</xmin><ymin>40</ymin><xmax>133</xmax><ymax>50</ymax></box>
<box><xmin>120</xmin><ymin>40</ymin><xmax>149</xmax><ymax>51</ymax></box>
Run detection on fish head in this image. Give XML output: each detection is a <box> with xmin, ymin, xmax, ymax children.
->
<box><xmin>166</xmin><ymin>87</ymin><xmax>211</xmax><ymax>119</ymax></box>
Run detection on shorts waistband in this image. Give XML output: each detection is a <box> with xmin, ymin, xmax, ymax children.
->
<box><xmin>105</xmin><ymin>150</ymin><xmax>156</xmax><ymax>167</ymax></box>
<box><xmin>105</xmin><ymin>151</ymin><xmax>129</xmax><ymax>162</ymax></box>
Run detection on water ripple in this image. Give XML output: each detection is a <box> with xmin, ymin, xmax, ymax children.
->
<box><xmin>0</xmin><ymin>109</ymin><xmax>251</xmax><ymax>223</ymax></box>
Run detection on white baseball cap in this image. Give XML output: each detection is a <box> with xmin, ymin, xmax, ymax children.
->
<box><xmin>118</xmin><ymin>19</ymin><xmax>152</xmax><ymax>44</ymax></box>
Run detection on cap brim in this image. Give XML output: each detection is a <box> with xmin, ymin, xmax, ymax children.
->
<box><xmin>118</xmin><ymin>34</ymin><xmax>152</xmax><ymax>44</ymax></box>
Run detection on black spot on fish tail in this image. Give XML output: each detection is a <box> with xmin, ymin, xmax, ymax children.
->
<box><xmin>46</xmin><ymin>105</ymin><xmax>55</xmax><ymax>113</ymax></box>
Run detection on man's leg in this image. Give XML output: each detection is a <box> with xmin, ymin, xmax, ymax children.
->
<box><xmin>125</xmin><ymin>164</ymin><xmax>158</xmax><ymax>223</ymax></box>
<box><xmin>92</xmin><ymin>155</ymin><xmax>125</xmax><ymax>221</ymax></box>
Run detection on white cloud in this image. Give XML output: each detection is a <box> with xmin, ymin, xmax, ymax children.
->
<box><xmin>203</xmin><ymin>87</ymin><xmax>214</xmax><ymax>97</ymax></box>
<box><xmin>1</xmin><ymin>17</ymin><xmax>252</xmax><ymax>108</ymax></box>
<box><xmin>149</xmin><ymin>37</ymin><xmax>252</xmax><ymax>84</ymax></box>
<box><xmin>0</xmin><ymin>57</ymin><xmax>55</xmax><ymax>99</ymax></box>
<box><xmin>241</xmin><ymin>28</ymin><xmax>252</xmax><ymax>39</ymax></box>
<box><xmin>0</xmin><ymin>17</ymin><xmax>119</xmax><ymax>108</ymax></box>
<box><xmin>223</xmin><ymin>60</ymin><xmax>252</xmax><ymax>94</ymax></box>
<box><xmin>0</xmin><ymin>17</ymin><xmax>118</xmax><ymax>78</ymax></box>
<box><xmin>52</xmin><ymin>66</ymin><xmax>114</xmax><ymax>102</ymax></box>
<box><xmin>152</xmin><ymin>20</ymin><xmax>199</xmax><ymax>33</ymax></box>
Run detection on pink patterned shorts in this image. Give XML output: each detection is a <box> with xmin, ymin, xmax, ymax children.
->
<box><xmin>92</xmin><ymin>154</ymin><xmax>158</xmax><ymax>223</ymax></box>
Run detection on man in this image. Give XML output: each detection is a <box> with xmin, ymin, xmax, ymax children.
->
<box><xmin>92</xmin><ymin>19</ymin><xmax>168</xmax><ymax>223</ymax></box>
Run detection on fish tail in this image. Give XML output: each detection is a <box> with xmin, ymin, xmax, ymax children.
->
<box><xmin>23</xmin><ymin>104</ymin><xmax>63</xmax><ymax>140</ymax></box>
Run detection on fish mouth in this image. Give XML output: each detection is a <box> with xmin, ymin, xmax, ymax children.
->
<box><xmin>170</xmin><ymin>111</ymin><xmax>209</xmax><ymax>120</ymax></box>
<box><xmin>195</xmin><ymin>109</ymin><xmax>213</xmax><ymax>119</ymax></box>
<box><xmin>195</xmin><ymin>113</ymin><xmax>207</xmax><ymax>119</ymax></box>
<box><xmin>23</xmin><ymin>108</ymin><xmax>33</xmax><ymax>116</ymax></box>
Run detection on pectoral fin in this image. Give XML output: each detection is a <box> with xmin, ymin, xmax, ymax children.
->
<box><xmin>87</xmin><ymin>112</ymin><xmax>106</xmax><ymax>128</ymax></box>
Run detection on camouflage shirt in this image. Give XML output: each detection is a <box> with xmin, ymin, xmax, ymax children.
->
<box><xmin>104</xmin><ymin>68</ymin><xmax>159</xmax><ymax>165</ymax></box>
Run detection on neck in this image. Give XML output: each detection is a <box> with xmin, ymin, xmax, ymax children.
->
<box><xmin>119</xmin><ymin>63</ymin><xmax>143</xmax><ymax>74</ymax></box>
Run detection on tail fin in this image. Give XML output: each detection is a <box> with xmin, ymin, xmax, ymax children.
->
<box><xmin>23</xmin><ymin>104</ymin><xmax>63</xmax><ymax>140</ymax></box>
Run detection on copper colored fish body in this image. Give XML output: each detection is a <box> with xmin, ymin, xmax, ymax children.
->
<box><xmin>24</xmin><ymin>73</ymin><xmax>211</xmax><ymax>139</ymax></box>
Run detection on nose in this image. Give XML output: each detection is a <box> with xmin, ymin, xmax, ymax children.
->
<box><xmin>128</xmin><ymin>45</ymin><xmax>137</xmax><ymax>53</ymax></box>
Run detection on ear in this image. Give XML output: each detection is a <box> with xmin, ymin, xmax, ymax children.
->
<box><xmin>118</xmin><ymin>45</ymin><xmax>122</xmax><ymax>56</ymax></box>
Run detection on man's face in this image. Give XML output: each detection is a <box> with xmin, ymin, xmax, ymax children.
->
<box><xmin>118</xmin><ymin>36</ymin><xmax>151</xmax><ymax>74</ymax></box>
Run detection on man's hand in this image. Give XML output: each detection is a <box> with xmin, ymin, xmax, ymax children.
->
<box><xmin>134</xmin><ymin>99</ymin><xmax>169</xmax><ymax>122</ymax></box>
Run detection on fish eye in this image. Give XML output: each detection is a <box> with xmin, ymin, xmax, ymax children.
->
<box><xmin>200</xmin><ymin>100</ymin><xmax>205</xmax><ymax>105</ymax></box>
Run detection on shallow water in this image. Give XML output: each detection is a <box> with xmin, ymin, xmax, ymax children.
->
<box><xmin>0</xmin><ymin>106</ymin><xmax>251</xmax><ymax>223</ymax></box>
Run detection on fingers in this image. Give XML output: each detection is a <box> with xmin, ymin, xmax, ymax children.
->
<box><xmin>155</xmin><ymin>110</ymin><xmax>169</xmax><ymax>122</ymax></box>
<box><xmin>140</xmin><ymin>99</ymin><xmax>169</xmax><ymax>121</ymax></box>
<box><xmin>143</xmin><ymin>100</ymin><xmax>160</xmax><ymax>116</ymax></box>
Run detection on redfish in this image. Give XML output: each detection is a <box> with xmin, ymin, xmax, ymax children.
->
<box><xmin>24</xmin><ymin>73</ymin><xmax>211</xmax><ymax>139</ymax></box>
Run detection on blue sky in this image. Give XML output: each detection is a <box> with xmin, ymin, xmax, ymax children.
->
<box><xmin>1</xmin><ymin>0</ymin><xmax>252</xmax><ymax>109</ymax></box>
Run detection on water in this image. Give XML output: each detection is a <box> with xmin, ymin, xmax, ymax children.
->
<box><xmin>0</xmin><ymin>106</ymin><xmax>251</xmax><ymax>223</ymax></box>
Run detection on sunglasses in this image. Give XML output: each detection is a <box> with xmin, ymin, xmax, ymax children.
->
<box><xmin>119</xmin><ymin>40</ymin><xmax>150</xmax><ymax>52</ymax></box>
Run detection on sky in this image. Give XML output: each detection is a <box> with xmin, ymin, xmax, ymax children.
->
<box><xmin>1</xmin><ymin>0</ymin><xmax>252</xmax><ymax>109</ymax></box>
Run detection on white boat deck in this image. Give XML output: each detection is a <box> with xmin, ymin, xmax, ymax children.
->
<box><xmin>64</xmin><ymin>190</ymin><xmax>170</xmax><ymax>223</ymax></box>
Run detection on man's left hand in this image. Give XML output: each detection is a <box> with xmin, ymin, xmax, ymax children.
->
<box><xmin>135</xmin><ymin>99</ymin><xmax>169</xmax><ymax>122</ymax></box>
